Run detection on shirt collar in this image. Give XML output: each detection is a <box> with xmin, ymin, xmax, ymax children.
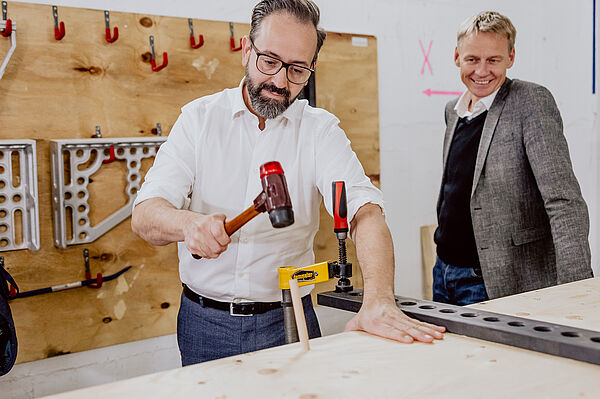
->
<box><xmin>231</xmin><ymin>78</ymin><xmax>304</xmax><ymax>122</ymax></box>
<box><xmin>454</xmin><ymin>87</ymin><xmax>500</xmax><ymax>119</ymax></box>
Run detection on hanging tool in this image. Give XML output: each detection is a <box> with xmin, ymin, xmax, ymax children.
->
<box><xmin>278</xmin><ymin>180</ymin><xmax>354</xmax><ymax>343</ymax></box>
<box><xmin>149</xmin><ymin>35</ymin><xmax>168</xmax><ymax>72</ymax></box>
<box><xmin>1</xmin><ymin>1</ymin><xmax>12</xmax><ymax>37</ymax></box>
<box><xmin>104</xmin><ymin>10</ymin><xmax>118</xmax><ymax>43</ymax></box>
<box><xmin>191</xmin><ymin>161</ymin><xmax>294</xmax><ymax>259</ymax></box>
<box><xmin>229</xmin><ymin>22</ymin><xmax>242</xmax><ymax>51</ymax></box>
<box><xmin>188</xmin><ymin>18</ymin><xmax>203</xmax><ymax>49</ymax></box>
<box><xmin>9</xmin><ymin>265</ymin><xmax>131</xmax><ymax>299</ymax></box>
<box><xmin>52</xmin><ymin>5</ymin><xmax>66</xmax><ymax>40</ymax></box>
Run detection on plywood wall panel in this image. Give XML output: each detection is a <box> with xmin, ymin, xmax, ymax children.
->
<box><xmin>0</xmin><ymin>2</ymin><xmax>378</xmax><ymax>362</ymax></box>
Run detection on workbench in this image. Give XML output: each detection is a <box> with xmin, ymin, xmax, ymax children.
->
<box><xmin>43</xmin><ymin>278</ymin><xmax>600</xmax><ymax>398</ymax></box>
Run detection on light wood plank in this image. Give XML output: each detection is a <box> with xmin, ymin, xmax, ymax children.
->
<box><xmin>42</xmin><ymin>278</ymin><xmax>600</xmax><ymax>399</ymax></box>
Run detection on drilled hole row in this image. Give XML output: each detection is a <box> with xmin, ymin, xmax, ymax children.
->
<box><xmin>0</xmin><ymin>194</ymin><xmax>22</xmax><ymax>203</ymax></box>
<box><xmin>398</xmin><ymin>301</ymin><xmax>600</xmax><ymax>343</ymax></box>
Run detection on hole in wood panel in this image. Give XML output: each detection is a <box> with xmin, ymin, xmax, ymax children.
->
<box><xmin>78</xmin><ymin>205</ymin><xmax>86</xmax><ymax>212</ymax></box>
<box><xmin>0</xmin><ymin>224</ymin><xmax>7</xmax><ymax>233</ymax></box>
<box><xmin>12</xmin><ymin>194</ymin><xmax>21</xmax><ymax>203</ymax></box>
<box><xmin>0</xmin><ymin>239</ymin><xmax>8</xmax><ymax>247</ymax></box>
<box><xmin>508</xmin><ymin>321</ymin><xmax>525</xmax><ymax>327</ymax></box>
<box><xmin>129</xmin><ymin>148</ymin><xmax>136</xmax><ymax>155</ymax></box>
<box><xmin>76</xmin><ymin>149</ymin><xmax>83</xmax><ymax>157</ymax></box>
<box><xmin>64</xmin><ymin>192</ymin><xmax>72</xmax><ymax>200</ymax></box>
<box><xmin>483</xmin><ymin>317</ymin><xmax>500</xmax><ymax>322</ymax></box>
<box><xmin>0</xmin><ymin>196</ymin><xmax>5</xmax><ymax>203</ymax></box>
<box><xmin>65</xmin><ymin>206</ymin><xmax>73</xmax><ymax>240</ymax></box>
<box><xmin>0</xmin><ymin>180</ymin><xmax>5</xmax><ymax>189</ymax></box>
<box><xmin>460</xmin><ymin>313</ymin><xmax>478</xmax><ymax>318</ymax></box>
<box><xmin>11</xmin><ymin>151</ymin><xmax>20</xmax><ymax>188</ymax></box>
<box><xmin>13</xmin><ymin>209</ymin><xmax>22</xmax><ymax>246</ymax></box>
<box><xmin>79</xmin><ymin>232</ymin><xmax>87</xmax><ymax>239</ymax></box>
<box><xmin>0</xmin><ymin>209</ymin><xmax>6</xmax><ymax>218</ymax></box>
<box><xmin>439</xmin><ymin>309</ymin><xmax>456</xmax><ymax>313</ymax></box>
<box><xmin>78</xmin><ymin>218</ymin><xmax>86</xmax><ymax>226</ymax></box>
<box><xmin>77</xmin><ymin>149</ymin><xmax>98</xmax><ymax>171</ymax></box>
<box><xmin>116</xmin><ymin>148</ymin><xmax>125</xmax><ymax>156</ymax></box>
<box><xmin>63</xmin><ymin>150</ymin><xmax>71</xmax><ymax>185</ymax></box>
<box><xmin>419</xmin><ymin>305</ymin><xmax>436</xmax><ymax>310</ymax></box>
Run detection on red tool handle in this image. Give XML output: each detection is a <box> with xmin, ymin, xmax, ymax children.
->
<box><xmin>332</xmin><ymin>181</ymin><xmax>348</xmax><ymax>233</ymax></box>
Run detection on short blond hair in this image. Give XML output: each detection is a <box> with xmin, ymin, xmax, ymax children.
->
<box><xmin>457</xmin><ymin>11</ymin><xmax>517</xmax><ymax>51</ymax></box>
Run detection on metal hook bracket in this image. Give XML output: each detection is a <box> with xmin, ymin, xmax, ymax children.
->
<box><xmin>188</xmin><ymin>18</ymin><xmax>204</xmax><ymax>49</ymax></box>
<box><xmin>229</xmin><ymin>22</ymin><xmax>242</xmax><ymax>51</ymax></box>
<box><xmin>104</xmin><ymin>10</ymin><xmax>118</xmax><ymax>43</ymax></box>
<box><xmin>149</xmin><ymin>35</ymin><xmax>168</xmax><ymax>72</ymax></box>
<box><xmin>52</xmin><ymin>5</ymin><xmax>66</xmax><ymax>40</ymax></box>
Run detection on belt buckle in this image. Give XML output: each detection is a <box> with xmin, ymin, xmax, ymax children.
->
<box><xmin>230</xmin><ymin>301</ymin><xmax>253</xmax><ymax>317</ymax></box>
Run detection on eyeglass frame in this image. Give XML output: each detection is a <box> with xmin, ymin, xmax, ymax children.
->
<box><xmin>249</xmin><ymin>38</ymin><xmax>315</xmax><ymax>85</ymax></box>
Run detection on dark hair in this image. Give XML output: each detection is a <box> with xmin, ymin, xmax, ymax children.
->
<box><xmin>249</xmin><ymin>0</ymin><xmax>327</xmax><ymax>64</ymax></box>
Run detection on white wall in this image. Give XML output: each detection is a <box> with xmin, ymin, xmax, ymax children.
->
<box><xmin>2</xmin><ymin>0</ymin><xmax>598</xmax><ymax>397</ymax></box>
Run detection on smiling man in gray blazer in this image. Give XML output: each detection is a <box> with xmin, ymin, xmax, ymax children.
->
<box><xmin>433</xmin><ymin>11</ymin><xmax>593</xmax><ymax>305</ymax></box>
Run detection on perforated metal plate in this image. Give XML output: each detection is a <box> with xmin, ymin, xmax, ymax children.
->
<box><xmin>0</xmin><ymin>140</ymin><xmax>40</xmax><ymax>251</ymax></box>
<box><xmin>50</xmin><ymin>137</ymin><xmax>166</xmax><ymax>248</ymax></box>
<box><xmin>317</xmin><ymin>290</ymin><xmax>600</xmax><ymax>366</ymax></box>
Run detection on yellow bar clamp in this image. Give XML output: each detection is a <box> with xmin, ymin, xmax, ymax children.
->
<box><xmin>277</xmin><ymin>261</ymin><xmax>333</xmax><ymax>289</ymax></box>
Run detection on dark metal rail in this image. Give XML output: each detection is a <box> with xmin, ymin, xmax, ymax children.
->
<box><xmin>317</xmin><ymin>290</ymin><xmax>600</xmax><ymax>366</ymax></box>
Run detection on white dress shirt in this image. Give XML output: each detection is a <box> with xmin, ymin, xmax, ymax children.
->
<box><xmin>454</xmin><ymin>87</ymin><xmax>500</xmax><ymax>120</ymax></box>
<box><xmin>134</xmin><ymin>81</ymin><xmax>384</xmax><ymax>302</ymax></box>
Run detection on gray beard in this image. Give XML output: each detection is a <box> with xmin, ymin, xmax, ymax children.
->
<box><xmin>245</xmin><ymin>69</ymin><xmax>294</xmax><ymax>119</ymax></box>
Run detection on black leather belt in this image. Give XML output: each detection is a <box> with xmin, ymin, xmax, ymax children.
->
<box><xmin>183</xmin><ymin>284</ymin><xmax>282</xmax><ymax>316</ymax></box>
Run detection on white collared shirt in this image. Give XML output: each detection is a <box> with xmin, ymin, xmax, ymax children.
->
<box><xmin>134</xmin><ymin>81</ymin><xmax>384</xmax><ymax>302</ymax></box>
<box><xmin>454</xmin><ymin>87</ymin><xmax>500</xmax><ymax>119</ymax></box>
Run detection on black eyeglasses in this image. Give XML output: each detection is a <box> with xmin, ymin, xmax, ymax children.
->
<box><xmin>250</xmin><ymin>39</ymin><xmax>314</xmax><ymax>85</ymax></box>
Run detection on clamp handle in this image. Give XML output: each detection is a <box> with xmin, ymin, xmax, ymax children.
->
<box><xmin>332</xmin><ymin>181</ymin><xmax>348</xmax><ymax>236</ymax></box>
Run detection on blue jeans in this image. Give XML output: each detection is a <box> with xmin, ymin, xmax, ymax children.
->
<box><xmin>432</xmin><ymin>256</ymin><xmax>489</xmax><ymax>306</ymax></box>
<box><xmin>177</xmin><ymin>292</ymin><xmax>321</xmax><ymax>366</ymax></box>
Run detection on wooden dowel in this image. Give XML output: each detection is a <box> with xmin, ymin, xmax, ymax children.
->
<box><xmin>288</xmin><ymin>278</ymin><xmax>310</xmax><ymax>351</ymax></box>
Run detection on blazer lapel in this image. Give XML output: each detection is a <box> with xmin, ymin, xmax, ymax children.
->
<box><xmin>471</xmin><ymin>78</ymin><xmax>512</xmax><ymax>198</ymax></box>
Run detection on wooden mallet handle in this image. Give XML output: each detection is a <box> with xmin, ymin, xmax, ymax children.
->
<box><xmin>191</xmin><ymin>205</ymin><xmax>260</xmax><ymax>259</ymax></box>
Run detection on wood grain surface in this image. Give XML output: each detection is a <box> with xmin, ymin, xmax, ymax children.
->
<box><xmin>43</xmin><ymin>278</ymin><xmax>600</xmax><ymax>399</ymax></box>
<box><xmin>0</xmin><ymin>2</ymin><xmax>379</xmax><ymax>362</ymax></box>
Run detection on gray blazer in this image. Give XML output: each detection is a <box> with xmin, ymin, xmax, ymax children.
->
<box><xmin>438</xmin><ymin>78</ymin><xmax>593</xmax><ymax>299</ymax></box>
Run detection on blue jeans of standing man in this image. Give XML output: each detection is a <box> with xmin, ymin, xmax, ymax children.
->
<box><xmin>177</xmin><ymin>291</ymin><xmax>321</xmax><ymax>366</ymax></box>
<box><xmin>432</xmin><ymin>256</ymin><xmax>489</xmax><ymax>306</ymax></box>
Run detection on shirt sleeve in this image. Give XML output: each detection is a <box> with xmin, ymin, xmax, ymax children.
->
<box><xmin>315</xmin><ymin>117</ymin><xmax>384</xmax><ymax>224</ymax></box>
<box><xmin>134</xmin><ymin>108</ymin><xmax>197</xmax><ymax>210</ymax></box>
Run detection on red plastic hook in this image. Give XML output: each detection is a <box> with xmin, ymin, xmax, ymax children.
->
<box><xmin>0</xmin><ymin>19</ymin><xmax>11</xmax><ymax>37</ymax></box>
<box><xmin>52</xmin><ymin>6</ymin><xmax>66</xmax><ymax>40</ymax></box>
<box><xmin>188</xmin><ymin>19</ymin><xmax>204</xmax><ymax>49</ymax></box>
<box><xmin>106</xmin><ymin>27</ymin><xmax>118</xmax><ymax>43</ymax></box>
<box><xmin>149</xmin><ymin>36</ymin><xmax>168</xmax><ymax>72</ymax></box>
<box><xmin>229</xmin><ymin>22</ymin><xmax>242</xmax><ymax>52</ymax></box>
<box><xmin>104</xmin><ymin>11</ymin><xmax>118</xmax><ymax>43</ymax></box>
<box><xmin>86</xmin><ymin>272</ymin><xmax>104</xmax><ymax>289</ymax></box>
<box><xmin>102</xmin><ymin>145</ymin><xmax>116</xmax><ymax>164</ymax></box>
<box><xmin>190</xmin><ymin>34</ymin><xmax>204</xmax><ymax>49</ymax></box>
<box><xmin>151</xmin><ymin>52</ymin><xmax>168</xmax><ymax>72</ymax></box>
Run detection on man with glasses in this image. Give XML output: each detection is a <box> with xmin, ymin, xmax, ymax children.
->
<box><xmin>132</xmin><ymin>0</ymin><xmax>445</xmax><ymax>366</ymax></box>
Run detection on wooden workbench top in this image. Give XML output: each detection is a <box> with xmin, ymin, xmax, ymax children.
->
<box><xmin>44</xmin><ymin>278</ymin><xmax>600</xmax><ymax>398</ymax></box>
